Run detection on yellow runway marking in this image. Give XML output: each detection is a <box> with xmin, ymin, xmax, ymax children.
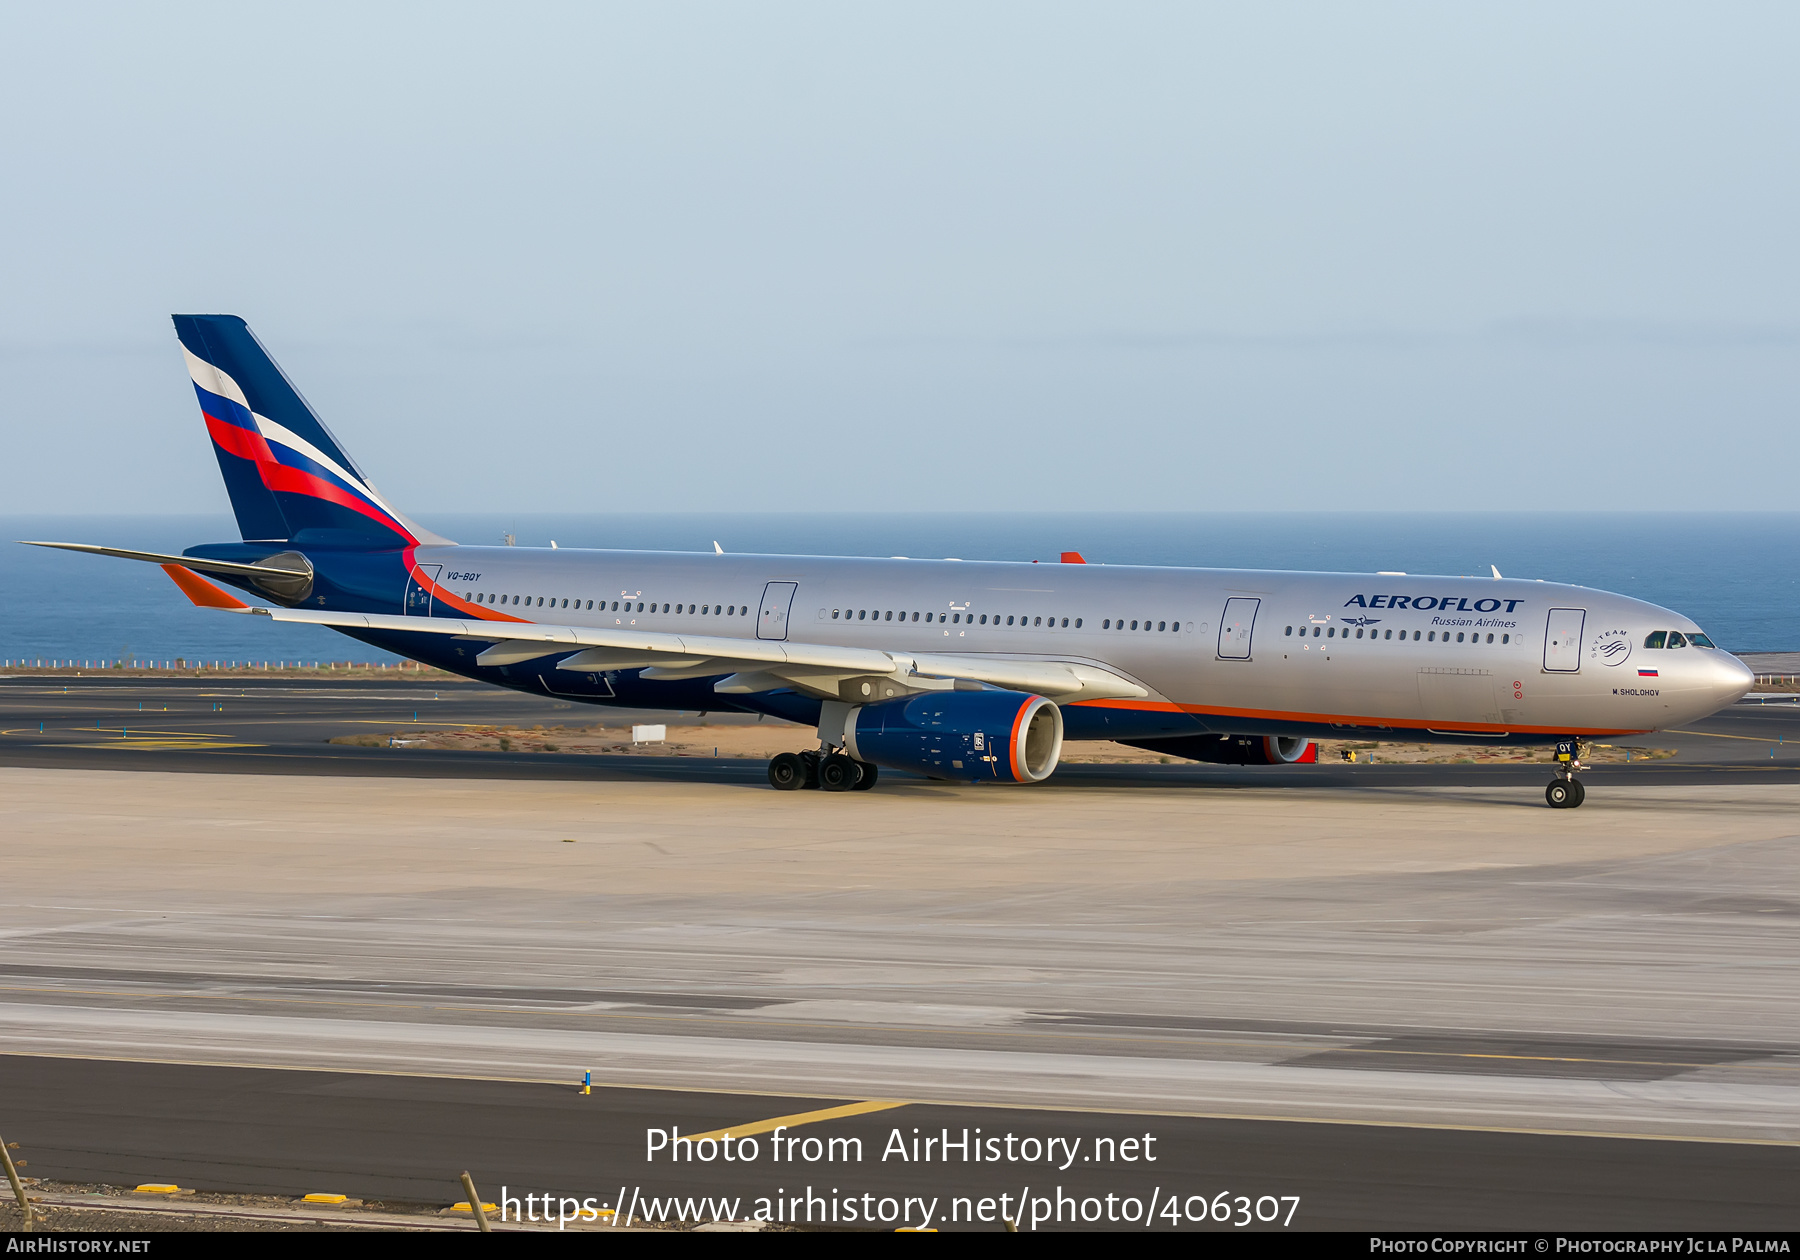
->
<box><xmin>679</xmin><ymin>1100</ymin><xmax>910</xmax><ymax>1144</ymax></box>
<box><xmin>1666</xmin><ymin>729</ymin><xmax>1791</xmax><ymax>743</ymax></box>
<box><xmin>67</xmin><ymin>741</ymin><xmax>267</xmax><ymax>751</ymax></box>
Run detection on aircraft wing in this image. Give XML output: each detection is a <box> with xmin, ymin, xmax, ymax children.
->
<box><xmin>164</xmin><ymin>567</ymin><xmax>1147</xmax><ymax>703</ymax></box>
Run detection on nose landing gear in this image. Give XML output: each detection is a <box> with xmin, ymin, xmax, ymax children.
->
<box><xmin>1546</xmin><ymin>738</ymin><xmax>1587</xmax><ymax>808</ymax></box>
<box><xmin>767</xmin><ymin>748</ymin><xmax>879</xmax><ymax>791</ymax></box>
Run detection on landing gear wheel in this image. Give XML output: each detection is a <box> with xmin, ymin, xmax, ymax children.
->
<box><xmin>818</xmin><ymin>753</ymin><xmax>859</xmax><ymax>792</ymax></box>
<box><xmin>1546</xmin><ymin>780</ymin><xmax>1574</xmax><ymax>809</ymax></box>
<box><xmin>798</xmin><ymin>748</ymin><xmax>821</xmax><ymax>789</ymax></box>
<box><xmin>769</xmin><ymin>752</ymin><xmax>806</xmax><ymax>791</ymax></box>
<box><xmin>1569</xmin><ymin>779</ymin><xmax>1586</xmax><ymax>808</ymax></box>
<box><xmin>850</xmin><ymin>760</ymin><xmax>879</xmax><ymax>790</ymax></box>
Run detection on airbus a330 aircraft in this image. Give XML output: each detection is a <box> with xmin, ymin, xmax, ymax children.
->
<box><xmin>30</xmin><ymin>315</ymin><xmax>1754</xmax><ymax>807</ymax></box>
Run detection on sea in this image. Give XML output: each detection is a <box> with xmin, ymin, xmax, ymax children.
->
<box><xmin>2</xmin><ymin>513</ymin><xmax>1796</xmax><ymax>666</ymax></box>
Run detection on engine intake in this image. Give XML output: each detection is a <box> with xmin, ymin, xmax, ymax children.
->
<box><xmin>827</xmin><ymin>690</ymin><xmax>1063</xmax><ymax>783</ymax></box>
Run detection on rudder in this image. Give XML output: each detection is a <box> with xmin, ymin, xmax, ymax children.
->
<box><xmin>173</xmin><ymin>315</ymin><xmax>444</xmax><ymax>547</ymax></box>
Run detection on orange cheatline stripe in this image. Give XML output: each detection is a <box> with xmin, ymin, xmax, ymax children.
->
<box><xmin>677</xmin><ymin>1100</ymin><xmax>910</xmax><ymax>1145</ymax></box>
<box><xmin>1007</xmin><ymin>696</ymin><xmax>1032</xmax><ymax>780</ymax></box>
<box><xmin>161</xmin><ymin>565</ymin><xmax>249</xmax><ymax>610</ymax></box>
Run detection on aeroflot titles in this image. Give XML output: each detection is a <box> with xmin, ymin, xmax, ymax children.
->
<box><xmin>1344</xmin><ymin>595</ymin><xmax>1527</xmax><ymax>613</ymax></box>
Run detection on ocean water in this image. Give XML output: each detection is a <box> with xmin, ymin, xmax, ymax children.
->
<box><xmin>3</xmin><ymin>512</ymin><xmax>1796</xmax><ymax>664</ymax></box>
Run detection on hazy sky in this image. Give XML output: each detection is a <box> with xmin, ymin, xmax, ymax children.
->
<box><xmin>2</xmin><ymin>3</ymin><xmax>1795</xmax><ymax>519</ymax></box>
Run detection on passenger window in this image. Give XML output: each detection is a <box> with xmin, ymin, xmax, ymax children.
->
<box><xmin>953</xmin><ymin>613</ymin><xmax>961</xmax><ymax>623</ymax></box>
<box><xmin>1428</xmin><ymin>632</ymin><xmax>1435</xmax><ymax>641</ymax></box>
<box><xmin>1413</xmin><ymin>631</ymin><xmax>1421</xmax><ymax>641</ymax></box>
<box><xmin>1075</xmin><ymin>618</ymin><xmax>1083</xmax><ymax>628</ymax></box>
<box><xmin>1355</xmin><ymin>628</ymin><xmax>1363</xmax><ymax>638</ymax></box>
<box><xmin>1285</xmin><ymin>626</ymin><xmax>1292</xmax><ymax>636</ymax></box>
<box><xmin>1061</xmin><ymin>617</ymin><xmax>1069</xmax><ymax>627</ymax></box>
<box><xmin>1667</xmin><ymin>632</ymin><xmax>1687</xmax><ymax>648</ymax></box>
<box><xmin>1384</xmin><ymin>629</ymin><xmax>1392</xmax><ymax>639</ymax></box>
<box><xmin>1156</xmin><ymin>621</ymin><xmax>1165</xmax><ymax>632</ymax></box>
<box><xmin>1327</xmin><ymin>627</ymin><xmax>1335</xmax><ymax>638</ymax></box>
<box><xmin>1486</xmin><ymin>633</ymin><xmax>1493</xmax><ymax>643</ymax></box>
<box><xmin>832</xmin><ymin>610</ymin><xmax>839</xmax><ymax>619</ymax></box>
<box><xmin>1501</xmin><ymin>633</ymin><xmax>1509</xmax><ymax>643</ymax></box>
<box><xmin>858</xmin><ymin>610</ymin><xmax>866</xmax><ymax>621</ymax></box>
<box><xmin>1644</xmin><ymin>631</ymin><xmax>1666</xmax><ymax>649</ymax></box>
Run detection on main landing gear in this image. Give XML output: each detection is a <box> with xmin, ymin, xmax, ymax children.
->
<box><xmin>1546</xmin><ymin>738</ymin><xmax>1587</xmax><ymax>809</ymax></box>
<box><xmin>768</xmin><ymin>748</ymin><xmax>879</xmax><ymax>792</ymax></box>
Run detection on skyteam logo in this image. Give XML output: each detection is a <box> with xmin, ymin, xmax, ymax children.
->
<box><xmin>1591</xmin><ymin>629</ymin><xmax>1633</xmax><ymax>667</ymax></box>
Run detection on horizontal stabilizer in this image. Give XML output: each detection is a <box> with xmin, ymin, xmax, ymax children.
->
<box><xmin>20</xmin><ymin>540</ymin><xmax>310</xmax><ymax>580</ymax></box>
<box><xmin>161</xmin><ymin>564</ymin><xmax>250</xmax><ymax>610</ymax></box>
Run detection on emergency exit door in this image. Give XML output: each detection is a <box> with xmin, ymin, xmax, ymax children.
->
<box><xmin>757</xmin><ymin>582</ymin><xmax>798</xmax><ymax>641</ymax></box>
<box><xmin>1218</xmin><ymin>597</ymin><xmax>1260</xmax><ymax>659</ymax></box>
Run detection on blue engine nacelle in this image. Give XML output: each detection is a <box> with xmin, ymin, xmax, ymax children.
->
<box><xmin>830</xmin><ymin>690</ymin><xmax>1064</xmax><ymax>783</ymax></box>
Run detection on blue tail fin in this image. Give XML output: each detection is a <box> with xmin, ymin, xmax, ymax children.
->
<box><xmin>173</xmin><ymin>315</ymin><xmax>447</xmax><ymax>547</ymax></box>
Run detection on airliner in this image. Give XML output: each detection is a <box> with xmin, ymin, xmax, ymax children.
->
<box><xmin>27</xmin><ymin>315</ymin><xmax>1754</xmax><ymax>807</ymax></box>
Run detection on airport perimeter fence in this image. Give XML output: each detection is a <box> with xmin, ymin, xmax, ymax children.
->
<box><xmin>2</xmin><ymin>658</ymin><xmax>444</xmax><ymax>674</ymax></box>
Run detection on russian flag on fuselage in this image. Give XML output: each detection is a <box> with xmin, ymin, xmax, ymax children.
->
<box><xmin>173</xmin><ymin>314</ymin><xmax>417</xmax><ymax>546</ymax></box>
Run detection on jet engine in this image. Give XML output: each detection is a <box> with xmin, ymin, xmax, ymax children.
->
<box><xmin>1122</xmin><ymin>734</ymin><xmax>1316</xmax><ymax>765</ymax></box>
<box><xmin>828</xmin><ymin>690</ymin><xmax>1063</xmax><ymax>783</ymax></box>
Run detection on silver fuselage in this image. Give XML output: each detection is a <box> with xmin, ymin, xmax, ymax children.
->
<box><xmin>399</xmin><ymin>546</ymin><xmax>1753</xmax><ymax>744</ymax></box>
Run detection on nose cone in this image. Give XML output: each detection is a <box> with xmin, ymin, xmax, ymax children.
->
<box><xmin>1707</xmin><ymin>653</ymin><xmax>1756</xmax><ymax>711</ymax></box>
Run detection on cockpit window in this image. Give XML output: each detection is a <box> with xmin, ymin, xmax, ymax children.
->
<box><xmin>1689</xmin><ymin>632</ymin><xmax>1715</xmax><ymax>648</ymax></box>
<box><xmin>1666</xmin><ymin>631</ymin><xmax>1688</xmax><ymax>648</ymax></box>
<box><xmin>1643</xmin><ymin>631</ymin><xmax>1666</xmax><ymax>649</ymax></box>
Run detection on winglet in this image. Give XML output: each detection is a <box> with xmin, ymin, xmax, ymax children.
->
<box><xmin>162</xmin><ymin>564</ymin><xmax>251</xmax><ymax>610</ymax></box>
<box><xmin>1491</xmin><ymin>564</ymin><xmax>1503</xmax><ymax>580</ymax></box>
<box><xmin>1061</xmin><ymin>551</ymin><xmax>1087</xmax><ymax>564</ymax></box>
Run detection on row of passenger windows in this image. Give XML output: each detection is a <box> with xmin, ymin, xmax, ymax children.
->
<box><xmin>1645</xmin><ymin>630</ymin><xmax>1714</xmax><ymax>648</ymax></box>
<box><xmin>468</xmin><ymin>593</ymin><xmax>747</xmax><ymax>617</ymax></box>
<box><xmin>831</xmin><ymin>610</ymin><xmax>1086</xmax><ymax>628</ymax></box>
<box><xmin>1286</xmin><ymin>625</ymin><xmax>1514</xmax><ymax>645</ymax></box>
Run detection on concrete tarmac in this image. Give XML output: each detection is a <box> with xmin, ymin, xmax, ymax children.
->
<box><xmin>4</xmin><ymin>677</ymin><xmax>1799</xmax><ymax>1227</ymax></box>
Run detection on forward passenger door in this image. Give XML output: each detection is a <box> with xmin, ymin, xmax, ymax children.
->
<box><xmin>1543</xmin><ymin>608</ymin><xmax>1586</xmax><ymax>672</ymax></box>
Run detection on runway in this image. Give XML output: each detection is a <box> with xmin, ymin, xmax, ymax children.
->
<box><xmin>3</xmin><ymin>676</ymin><xmax>1798</xmax><ymax>1228</ymax></box>
<box><xmin>5</xmin><ymin>1056</ymin><xmax>1795</xmax><ymax>1231</ymax></box>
